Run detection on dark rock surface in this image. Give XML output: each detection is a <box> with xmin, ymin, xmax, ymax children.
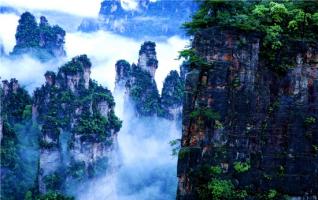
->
<box><xmin>177</xmin><ymin>27</ymin><xmax>318</xmax><ymax>199</ymax></box>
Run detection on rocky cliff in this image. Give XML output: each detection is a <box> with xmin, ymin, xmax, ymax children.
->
<box><xmin>177</xmin><ymin>27</ymin><xmax>318</xmax><ymax>199</ymax></box>
<box><xmin>33</xmin><ymin>55</ymin><xmax>121</xmax><ymax>194</ymax></box>
<box><xmin>12</xmin><ymin>12</ymin><xmax>66</xmax><ymax>59</ymax></box>
<box><xmin>114</xmin><ymin>41</ymin><xmax>184</xmax><ymax>119</ymax></box>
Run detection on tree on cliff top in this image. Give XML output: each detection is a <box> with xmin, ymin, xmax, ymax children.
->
<box><xmin>14</xmin><ymin>12</ymin><xmax>40</xmax><ymax>49</ymax></box>
<box><xmin>183</xmin><ymin>0</ymin><xmax>318</xmax><ymax>73</ymax></box>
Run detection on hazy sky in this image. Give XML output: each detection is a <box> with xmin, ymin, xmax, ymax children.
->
<box><xmin>0</xmin><ymin>0</ymin><xmax>188</xmax><ymax>93</ymax></box>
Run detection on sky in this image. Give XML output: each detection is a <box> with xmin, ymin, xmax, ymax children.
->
<box><xmin>0</xmin><ymin>0</ymin><xmax>188</xmax><ymax>93</ymax></box>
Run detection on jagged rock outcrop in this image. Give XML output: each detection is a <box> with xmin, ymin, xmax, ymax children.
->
<box><xmin>114</xmin><ymin>41</ymin><xmax>184</xmax><ymax>119</ymax></box>
<box><xmin>177</xmin><ymin>27</ymin><xmax>318</xmax><ymax>199</ymax></box>
<box><xmin>12</xmin><ymin>12</ymin><xmax>66</xmax><ymax>59</ymax></box>
<box><xmin>161</xmin><ymin>70</ymin><xmax>184</xmax><ymax>121</ymax></box>
<box><xmin>138</xmin><ymin>41</ymin><xmax>158</xmax><ymax>78</ymax></box>
<box><xmin>33</xmin><ymin>55</ymin><xmax>121</xmax><ymax>193</ymax></box>
<box><xmin>114</xmin><ymin>41</ymin><xmax>160</xmax><ymax>117</ymax></box>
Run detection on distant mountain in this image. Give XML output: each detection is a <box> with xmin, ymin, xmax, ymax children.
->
<box><xmin>78</xmin><ymin>0</ymin><xmax>197</xmax><ymax>38</ymax></box>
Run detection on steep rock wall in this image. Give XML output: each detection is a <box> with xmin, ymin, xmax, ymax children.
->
<box><xmin>177</xmin><ymin>27</ymin><xmax>318</xmax><ymax>199</ymax></box>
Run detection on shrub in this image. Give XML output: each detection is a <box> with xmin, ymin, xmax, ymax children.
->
<box><xmin>234</xmin><ymin>161</ymin><xmax>251</xmax><ymax>173</ymax></box>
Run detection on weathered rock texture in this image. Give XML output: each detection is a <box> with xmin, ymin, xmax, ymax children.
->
<box><xmin>177</xmin><ymin>27</ymin><xmax>318</xmax><ymax>199</ymax></box>
<box><xmin>33</xmin><ymin>55</ymin><xmax>121</xmax><ymax>193</ymax></box>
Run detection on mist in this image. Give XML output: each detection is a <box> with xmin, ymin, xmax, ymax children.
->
<box><xmin>76</xmin><ymin>91</ymin><xmax>181</xmax><ymax>200</ymax></box>
<box><xmin>0</xmin><ymin>5</ymin><xmax>184</xmax><ymax>199</ymax></box>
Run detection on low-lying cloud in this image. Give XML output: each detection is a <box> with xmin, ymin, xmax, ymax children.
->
<box><xmin>66</xmin><ymin>30</ymin><xmax>188</xmax><ymax>92</ymax></box>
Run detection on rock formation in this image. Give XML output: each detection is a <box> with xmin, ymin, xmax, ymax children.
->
<box><xmin>33</xmin><ymin>55</ymin><xmax>121</xmax><ymax>193</ymax></box>
<box><xmin>12</xmin><ymin>12</ymin><xmax>66</xmax><ymax>59</ymax></box>
<box><xmin>114</xmin><ymin>41</ymin><xmax>184</xmax><ymax>119</ymax></box>
<box><xmin>177</xmin><ymin>27</ymin><xmax>318</xmax><ymax>199</ymax></box>
<box><xmin>161</xmin><ymin>70</ymin><xmax>184</xmax><ymax>121</ymax></box>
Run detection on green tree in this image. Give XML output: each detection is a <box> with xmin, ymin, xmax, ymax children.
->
<box><xmin>15</xmin><ymin>12</ymin><xmax>40</xmax><ymax>49</ymax></box>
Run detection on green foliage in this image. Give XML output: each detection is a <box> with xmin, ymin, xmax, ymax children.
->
<box><xmin>179</xmin><ymin>48</ymin><xmax>213</xmax><ymax>69</ymax></box>
<box><xmin>208</xmin><ymin>179</ymin><xmax>234</xmax><ymax>200</ymax></box>
<box><xmin>2</xmin><ymin>80</ymin><xmax>32</xmax><ymax>123</ymax></box>
<box><xmin>23</xmin><ymin>105</ymin><xmax>32</xmax><ymax>120</ymax></box>
<box><xmin>24</xmin><ymin>191</ymin><xmax>33</xmax><ymax>200</ymax></box>
<box><xmin>205</xmin><ymin>178</ymin><xmax>248</xmax><ymax>200</ymax></box>
<box><xmin>161</xmin><ymin>70</ymin><xmax>184</xmax><ymax>108</ymax></box>
<box><xmin>210</xmin><ymin>165</ymin><xmax>222</xmax><ymax>175</ymax></box>
<box><xmin>214</xmin><ymin>120</ymin><xmax>223</xmax><ymax>129</ymax></box>
<box><xmin>129</xmin><ymin>65</ymin><xmax>160</xmax><ymax>116</ymax></box>
<box><xmin>267</xmin><ymin>189</ymin><xmax>278</xmax><ymax>199</ymax></box>
<box><xmin>169</xmin><ymin>139</ymin><xmax>181</xmax><ymax>157</ymax></box>
<box><xmin>304</xmin><ymin>116</ymin><xmax>316</xmax><ymax>127</ymax></box>
<box><xmin>13</xmin><ymin>12</ymin><xmax>65</xmax><ymax>58</ymax></box>
<box><xmin>184</xmin><ymin>0</ymin><xmax>318</xmax><ymax>74</ymax></box>
<box><xmin>233</xmin><ymin>161</ymin><xmax>251</xmax><ymax>173</ymax></box>
<box><xmin>0</xmin><ymin>121</ymin><xmax>18</xmax><ymax>168</ymax></box>
<box><xmin>15</xmin><ymin>12</ymin><xmax>40</xmax><ymax>49</ymax></box>
<box><xmin>190</xmin><ymin>108</ymin><xmax>221</xmax><ymax>121</ymax></box>
<box><xmin>75</xmin><ymin>114</ymin><xmax>108</xmax><ymax>137</ymax></box>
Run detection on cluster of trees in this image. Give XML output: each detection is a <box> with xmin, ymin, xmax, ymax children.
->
<box><xmin>12</xmin><ymin>12</ymin><xmax>66</xmax><ymax>59</ymax></box>
<box><xmin>183</xmin><ymin>0</ymin><xmax>318</xmax><ymax>73</ymax></box>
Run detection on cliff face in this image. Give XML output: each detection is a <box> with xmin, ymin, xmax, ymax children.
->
<box><xmin>12</xmin><ymin>12</ymin><xmax>66</xmax><ymax>59</ymax></box>
<box><xmin>177</xmin><ymin>28</ymin><xmax>318</xmax><ymax>199</ymax></box>
<box><xmin>33</xmin><ymin>55</ymin><xmax>121</xmax><ymax>194</ymax></box>
<box><xmin>114</xmin><ymin>41</ymin><xmax>183</xmax><ymax>119</ymax></box>
<box><xmin>161</xmin><ymin>70</ymin><xmax>184</xmax><ymax>121</ymax></box>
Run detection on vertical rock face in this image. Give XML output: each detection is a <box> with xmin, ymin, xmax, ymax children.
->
<box><xmin>12</xmin><ymin>12</ymin><xmax>66</xmax><ymax>59</ymax></box>
<box><xmin>33</xmin><ymin>55</ymin><xmax>122</xmax><ymax>193</ymax></box>
<box><xmin>138</xmin><ymin>41</ymin><xmax>158</xmax><ymax>78</ymax></box>
<box><xmin>177</xmin><ymin>28</ymin><xmax>318</xmax><ymax>199</ymax></box>
<box><xmin>161</xmin><ymin>70</ymin><xmax>184</xmax><ymax>121</ymax></box>
<box><xmin>115</xmin><ymin>59</ymin><xmax>131</xmax><ymax>91</ymax></box>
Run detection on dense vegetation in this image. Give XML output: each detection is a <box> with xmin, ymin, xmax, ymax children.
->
<box><xmin>129</xmin><ymin>64</ymin><xmax>161</xmax><ymax>116</ymax></box>
<box><xmin>1</xmin><ymin>55</ymin><xmax>121</xmax><ymax>199</ymax></box>
<box><xmin>12</xmin><ymin>12</ymin><xmax>66</xmax><ymax>59</ymax></box>
<box><xmin>182</xmin><ymin>0</ymin><xmax>318</xmax><ymax>74</ymax></box>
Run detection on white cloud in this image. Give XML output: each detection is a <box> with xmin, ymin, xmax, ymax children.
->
<box><xmin>0</xmin><ymin>55</ymin><xmax>64</xmax><ymax>93</ymax></box>
<box><xmin>65</xmin><ymin>30</ymin><xmax>188</xmax><ymax>92</ymax></box>
<box><xmin>0</xmin><ymin>13</ymin><xmax>19</xmax><ymax>54</ymax></box>
<box><xmin>0</xmin><ymin>0</ymin><xmax>103</xmax><ymax>18</ymax></box>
